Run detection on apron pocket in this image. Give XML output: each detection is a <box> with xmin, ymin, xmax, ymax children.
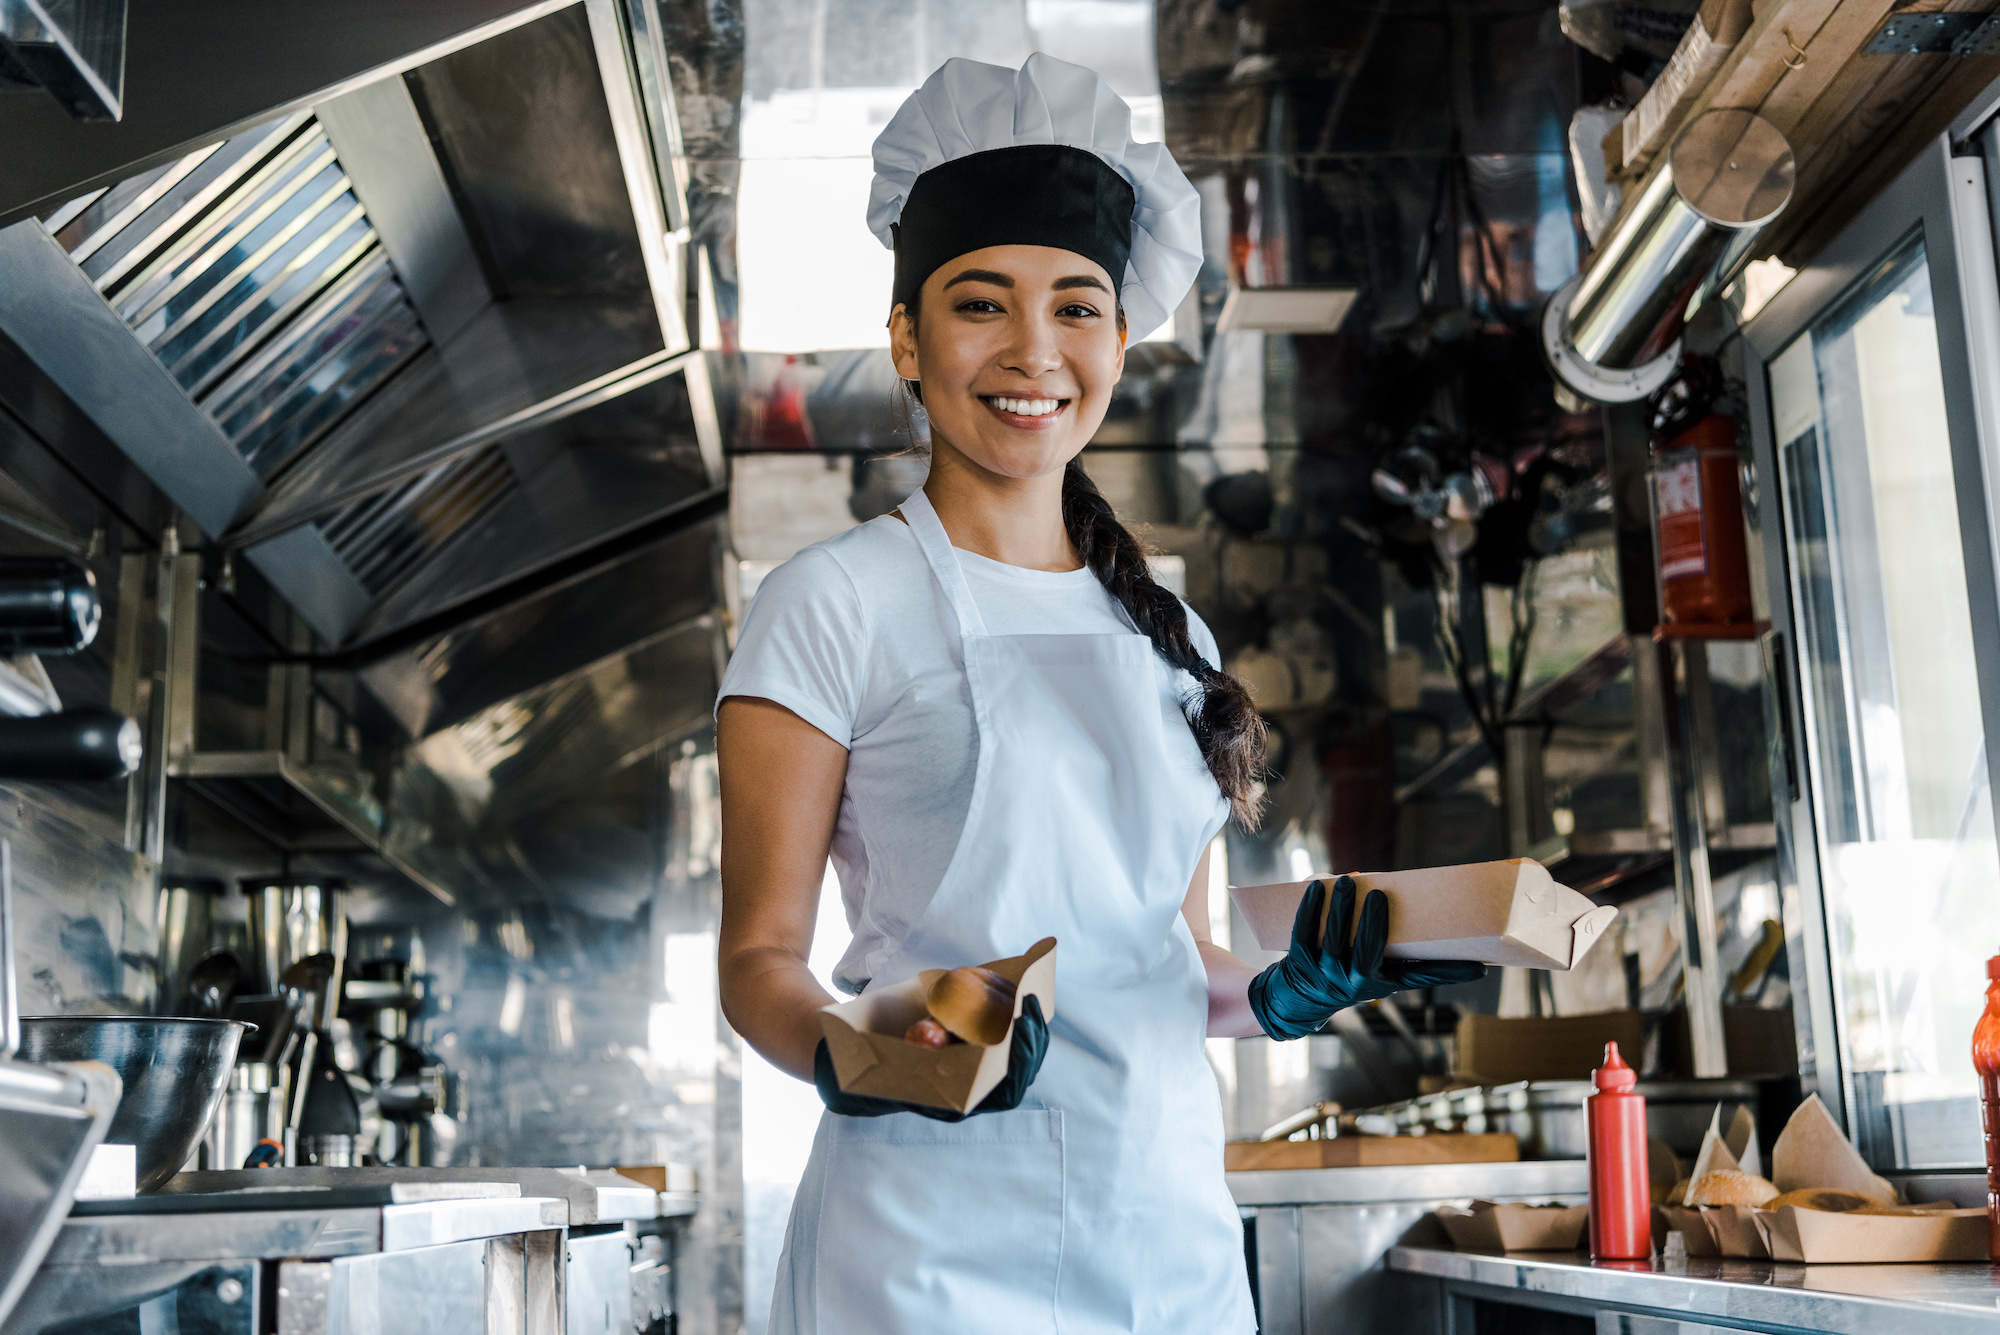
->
<box><xmin>812</xmin><ymin>1108</ymin><xmax>1066</xmax><ymax>1334</ymax></box>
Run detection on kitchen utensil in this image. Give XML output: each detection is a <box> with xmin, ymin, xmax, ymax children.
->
<box><xmin>206</xmin><ymin>1061</ymin><xmax>277</xmax><ymax>1172</ymax></box>
<box><xmin>0</xmin><ymin>838</ymin><xmax>121</xmax><ymax>1325</ymax></box>
<box><xmin>178</xmin><ymin>949</ymin><xmax>240</xmax><ymax>1018</ymax></box>
<box><xmin>242</xmin><ymin>878</ymin><xmax>346</xmax><ymax>996</ymax></box>
<box><xmin>226</xmin><ymin>992</ymin><xmax>299</xmax><ymax>1065</ymax></box>
<box><xmin>279</xmin><ymin>953</ymin><xmax>339</xmax><ymax>1032</ymax></box>
<box><xmin>154</xmin><ymin>877</ymin><xmax>223</xmax><ymax>1012</ymax></box>
<box><xmin>17</xmin><ymin>1014</ymin><xmax>251</xmax><ymax>1193</ymax></box>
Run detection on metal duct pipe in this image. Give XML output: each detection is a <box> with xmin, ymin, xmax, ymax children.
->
<box><xmin>1543</xmin><ymin>109</ymin><xmax>1795</xmax><ymax>403</ymax></box>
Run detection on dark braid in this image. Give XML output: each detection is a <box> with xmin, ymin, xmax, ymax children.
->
<box><xmin>1060</xmin><ymin>459</ymin><xmax>1267</xmax><ymax>827</ymax></box>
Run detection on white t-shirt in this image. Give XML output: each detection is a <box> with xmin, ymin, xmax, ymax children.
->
<box><xmin>717</xmin><ymin>514</ymin><xmax>1221</xmax><ymax>992</ymax></box>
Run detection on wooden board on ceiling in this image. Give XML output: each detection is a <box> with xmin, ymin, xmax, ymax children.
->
<box><xmin>1598</xmin><ymin>0</ymin><xmax>2000</xmax><ymax>269</ymax></box>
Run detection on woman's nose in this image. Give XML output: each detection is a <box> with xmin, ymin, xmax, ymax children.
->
<box><xmin>998</xmin><ymin>312</ymin><xmax>1063</xmax><ymax>375</ymax></box>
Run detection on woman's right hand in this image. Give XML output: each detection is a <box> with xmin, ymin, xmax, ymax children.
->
<box><xmin>814</xmin><ymin>995</ymin><xmax>1050</xmax><ymax>1121</ymax></box>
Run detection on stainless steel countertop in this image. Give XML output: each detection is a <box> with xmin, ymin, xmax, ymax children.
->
<box><xmin>48</xmin><ymin>1195</ymin><xmax>567</xmax><ymax>1263</ymax></box>
<box><xmin>165</xmin><ymin>1166</ymin><xmax>673</xmax><ymax>1224</ymax></box>
<box><xmin>1228</xmin><ymin>1158</ymin><xmax>1589</xmax><ymax>1207</ymax></box>
<box><xmin>1389</xmin><ymin>1244</ymin><xmax>2000</xmax><ymax>1332</ymax></box>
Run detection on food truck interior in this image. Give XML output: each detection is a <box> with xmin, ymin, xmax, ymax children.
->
<box><xmin>5</xmin><ymin>0</ymin><xmax>2000</xmax><ymax>1331</ymax></box>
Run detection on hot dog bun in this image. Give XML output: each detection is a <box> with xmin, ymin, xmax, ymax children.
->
<box><xmin>926</xmin><ymin>965</ymin><xmax>1017</xmax><ymax>1046</ymax></box>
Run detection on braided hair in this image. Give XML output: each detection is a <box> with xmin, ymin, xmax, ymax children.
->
<box><xmin>1057</xmin><ymin>459</ymin><xmax>1266</xmax><ymax>827</ymax></box>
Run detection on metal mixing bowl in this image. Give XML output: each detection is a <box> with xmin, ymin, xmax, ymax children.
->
<box><xmin>18</xmin><ymin>1016</ymin><xmax>252</xmax><ymax>1192</ymax></box>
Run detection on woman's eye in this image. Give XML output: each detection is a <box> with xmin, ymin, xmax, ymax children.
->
<box><xmin>957</xmin><ymin>299</ymin><xmax>1002</xmax><ymax>314</ymax></box>
<box><xmin>1058</xmin><ymin>303</ymin><xmax>1100</xmax><ymax>319</ymax></box>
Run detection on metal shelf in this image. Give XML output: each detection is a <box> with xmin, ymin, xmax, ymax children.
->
<box><xmin>173</xmin><ymin>749</ymin><xmax>455</xmax><ymax>905</ymax></box>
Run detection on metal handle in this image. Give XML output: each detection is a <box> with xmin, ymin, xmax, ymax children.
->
<box><xmin>1</xmin><ymin>839</ymin><xmax>18</xmax><ymax>1061</ymax></box>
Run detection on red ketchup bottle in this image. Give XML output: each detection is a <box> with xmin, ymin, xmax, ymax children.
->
<box><xmin>1587</xmin><ymin>1041</ymin><xmax>1652</xmax><ymax>1260</ymax></box>
<box><xmin>1972</xmin><ymin>955</ymin><xmax>2000</xmax><ymax>1261</ymax></box>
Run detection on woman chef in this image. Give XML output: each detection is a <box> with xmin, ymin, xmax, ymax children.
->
<box><xmin>716</xmin><ymin>54</ymin><xmax>1485</xmax><ymax>1334</ymax></box>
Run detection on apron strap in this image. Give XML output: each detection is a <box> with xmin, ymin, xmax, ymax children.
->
<box><xmin>900</xmin><ymin>488</ymin><xmax>989</xmax><ymax>641</ymax></box>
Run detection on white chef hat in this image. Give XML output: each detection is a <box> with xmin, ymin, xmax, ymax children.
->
<box><xmin>868</xmin><ymin>52</ymin><xmax>1202</xmax><ymax>341</ymax></box>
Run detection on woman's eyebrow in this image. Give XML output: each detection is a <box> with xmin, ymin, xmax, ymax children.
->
<box><xmin>942</xmin><ymin>268</ymin><xmax>1014</xmax><ymax>290</ymax></box>
<box><xmin>1052</xmin><ymin>275</ymin><xmax>1110</xmax><ymax>293</ymax></box>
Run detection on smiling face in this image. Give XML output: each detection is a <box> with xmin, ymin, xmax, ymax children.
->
<box><xmin>889</xmin><ymin>244</ymin><xmax>1126</xmax><ymax>482</ymax></box>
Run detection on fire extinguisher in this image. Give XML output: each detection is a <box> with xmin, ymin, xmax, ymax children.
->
<box><xmin>1650</xmin><ymin>381</ymin><xmax>1755</xmax><ymax>635</ymax></box>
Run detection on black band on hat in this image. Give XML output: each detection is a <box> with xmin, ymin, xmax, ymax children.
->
<box><xmin>891</xmin><ymin>144</ymin><xmax>1135</xmax><ymax>313</ymax></box>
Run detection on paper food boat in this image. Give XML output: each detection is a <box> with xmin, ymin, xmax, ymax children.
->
<box><xmin>1436</xmin><ymin>1200</ymin><xmax>1588</xmax><ymax>1252</ymax></box>
<box><xmin>819</xmin><ymin>937</ymin><xmax>1056</xmax><ymax>1114</ymax></box>
<box><xmin>1231</xmin><ymin>859</ymin><xmax>1617</xmax><ymax>970</ymax></box>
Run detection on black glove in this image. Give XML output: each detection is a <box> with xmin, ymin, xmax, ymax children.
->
<box><xmin>1248</xmin><ymin>875</ymin><xmax>1487</xmax><ymax>1040</ymax></box>
<box><xmin>814</xmin><ymin>994</ymin><xmax>1051</xmax><ymax>1122</ymax></box>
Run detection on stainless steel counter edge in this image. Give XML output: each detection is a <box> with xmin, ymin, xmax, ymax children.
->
<box><xmin>46</xmin><ymin>1196</ymin><xmax>568</xmax><ymax>1263</ymax></box>
<box><xmin>163</xmin><ymin>1166</ymin><xmax>676</xmax><ymax>1224</ymax></box>
<box><xmin>1388</xmin><ymin>1245</ymin><xmax>2000</xmax><ymax>1333</ymax></box>
<box><xmin>1228</xmin><ymin>1159</ymin><xmax>1590</xmax><ymax>1206</ymax></box>
<box><xmin>380</xmin><ymin>1196</ymin><xmax>566</xmax><ymax>1250</ymax></box>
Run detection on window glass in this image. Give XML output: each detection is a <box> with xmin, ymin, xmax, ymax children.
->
<box><xmin>1771</xmin><ymin>238</ymin><xmax>2000</xmax><ymax>1169</ymax></box>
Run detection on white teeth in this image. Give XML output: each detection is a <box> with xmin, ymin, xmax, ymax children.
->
<box><xmin>988</xmin><ymin>396</ymin><xmax>1061</xmax><ymax>417</ymax></box>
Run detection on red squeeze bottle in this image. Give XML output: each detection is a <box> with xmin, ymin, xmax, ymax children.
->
<box><xmin>1971</xmin><ymin>955</ymin><xmax>2000</xmax><ymax>1261</ymax></box>
<box><xmin>1587</xmin><ymin>1041</ymin><xmax>1652</xmax><ymax>1260</ymax></box>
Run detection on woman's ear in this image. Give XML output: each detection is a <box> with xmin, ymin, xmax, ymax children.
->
<box><xmin>889</xmin><ymin>303</ymin><xmax>921</xmax><ymax>381</ymax></box>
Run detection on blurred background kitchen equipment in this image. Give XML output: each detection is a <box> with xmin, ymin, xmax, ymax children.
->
<box><xmin>344</xmin><ymin>924</ymin><xmax>449</xmax><ymax>1166</ymax></box>
<box><xmin>0</xmin><ymin>840</ymin><xmax>121</xmax><ymax>1325</ymax></box>
<box><xmin>0</xmin><ymin>557</ymin><xmax>100</xmax><ymax>654</ymax></box>
<box><xmin>154</xmin><ymin>877</ymin><xmax>224</xmax><ymax>1013</ymax></box>
<box><xmin>242</xmin><ymin>877</ymin><xmax>347</xmax><ymax>997</ymax></box>
<box><xmin>0</xmin><ymin>558</ymin><xmax>140</xmax><ymax>782</ymax></box>
<box><xmin>16</xmin><ymin>1013</ymin><xmax>251</xmax><ymax>1192</ymax></box>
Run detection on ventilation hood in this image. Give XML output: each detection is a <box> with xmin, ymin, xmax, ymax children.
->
<box><xmin>0</xmin><ymin>0</ymin><xmax>721</xmax><ymax>660</ymax></box>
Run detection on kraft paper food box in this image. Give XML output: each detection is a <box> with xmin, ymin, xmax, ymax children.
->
<box><xmin>1231</xmin><ymin>859</ymin><xmax>1617</xmax><ymax>970</ymax></box>
<box><xmin>819</xmin><ymin>937</ymin><xmax>1057</xmax><ymax>1115</ymax></box>
<box><xmin>1435</xmin><ymin>1200</ymin><xmax>1589</xmax><ymax>1252</ymax></box>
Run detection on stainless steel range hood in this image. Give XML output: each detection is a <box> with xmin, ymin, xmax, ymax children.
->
<box><xmin>0</xmin><ymin>0</ymin><xmax>731</xmax><ymax>902</ymax></box>
<box><xmin>0</xmin><ymin>0</ymin><xmax>720</xmax><ymax>652</ymax></box>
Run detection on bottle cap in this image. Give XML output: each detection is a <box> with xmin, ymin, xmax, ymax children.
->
<box><xmin>1592</xmin><ymin>1040</ymin><xmax>1638</xmax><ymax>1092</ymax></box>
<box><xmin>1988</xmin><ymin>955</ymin><xmax>2000</xmax><ymax>981</ymax></box>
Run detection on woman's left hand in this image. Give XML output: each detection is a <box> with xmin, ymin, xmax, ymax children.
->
<box><xmin>814</xmin><ymin>995</ymin><xmax>1050</xmax><ymax>1121</ymax></box>
<box><xmin>1247</xmin><ymin>875</ymin><xmax>1486</xmax><ymax>1040</ymax></box>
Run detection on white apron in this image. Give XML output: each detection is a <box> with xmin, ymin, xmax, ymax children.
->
<box><xmin>769</xmin><ymin>489</ymin><xmax>1256</xmax><ymax>1335</ymax></box>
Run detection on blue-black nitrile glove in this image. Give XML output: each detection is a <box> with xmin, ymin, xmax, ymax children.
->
<box><xmin>1248</xmin><ymin>875</ymin><xmax>1487</xmax><ymax>1040</ymax></box>
<box><xmin>815</xmin><ymin>994</ymin><xmax>1050</xmax><ymax>1121</ymax></box>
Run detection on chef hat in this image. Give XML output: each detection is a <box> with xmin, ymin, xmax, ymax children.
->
<box><xmin>868</xmin><ymin>53</ymin><xmax>1202</xmax><ymax>341</ymax></box>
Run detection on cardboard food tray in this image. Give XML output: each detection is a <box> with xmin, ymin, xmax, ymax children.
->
<box><xmin>1230</xmin><ymin>859</ymin><xmax>1617</xmax><ymax>970</ymax></box>
<box><xmin>819</xmin><ymin>938</ymin><xmax>1056</xmax><ymax>1114</ymax></box>
<box><xmin>1755</xmin><ymin>1206</ymin><xmax>1988</xmax><ymax>1264</ymax></box>
<box><xmin>1436</xmin><ymin>1200</ymin><xmax>1588</xmax><ymax>1253</ymax></box>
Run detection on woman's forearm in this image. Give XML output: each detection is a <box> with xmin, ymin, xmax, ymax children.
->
<box><xmin>719</xmin><ymin>945</ymin><xmax>837</xmax><ymax>1081</ymax></box>
<box><xmin>1198</xmin><ymin>941</ymin><xmax>1268</xmax><ymax>1038</ymax></box>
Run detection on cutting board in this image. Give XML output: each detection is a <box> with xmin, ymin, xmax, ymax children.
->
<box><xmin>1224</xmin><ymin>1132</ymin><xmax>1519</xmax><ymax>1171</ymax></box>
